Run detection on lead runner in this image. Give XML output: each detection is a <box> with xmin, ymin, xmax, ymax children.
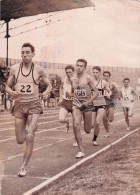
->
<box><xmin>6</xmin><ymin>43</ymin><xmax>52</xmax><ymax>177</ymax></box>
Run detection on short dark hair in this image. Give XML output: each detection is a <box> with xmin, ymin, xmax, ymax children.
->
<box><xmin>76</xmin><ymin>59</ymin><xmax>87</xmax><ymax>68</ymax></box>
<box><xmin>92</xmin><ymin>66</ymin><xmax>101</xmax><ymax>72</ymax></box>
<box><xmin>123</xmin><ymin>78</ymin><xmax>130</xmax><ymax>82</ymax></box>
<box><xmin>65</xmin><ymin>65</ymin><xmax>74</xmax><ymax>72</ymax></box>
<box><xmin>22</xmin><ymin>43</ymin><xmax>35</xmax><ymax>53</ymax></box>
<box><xmin>103</xmin><ymin>71</ymin><xmax>111</xmax><ymax>77</ymax></box>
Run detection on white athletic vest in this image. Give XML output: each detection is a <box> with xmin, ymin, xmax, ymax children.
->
<box><xmin>93</xmin><ymin>79</ymin><xmax>106</xmax><ymax>106</ymax></box>
<box><xmin>14</xmin><ymin>63</ymin><xmax>39</xmax><ymax>103</ymax></box>
<box><xmin>63</xmin><ymin>78</ymin><xmax>72</xmax><ymax>100</ymax></box>
<box><xmin>121</xmin><ymin>87</ymin><xmax>134</xmax><ymax>107</ymax></box>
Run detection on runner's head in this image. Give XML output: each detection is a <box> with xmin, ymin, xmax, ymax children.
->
<box><xmin>103</xmin><ymin>71</ymin><xmax>111</xmax><ymax>82</ymax></box>
<box><xmin>92</xmin><ymin>66</ymin><xmax>101</xmax><ymax>79</ymax></box>
<box><xmin>21</xmin><ymin>43</ymin><xmax>35</xmax><ymax>64</ymax></box>
<box><xmin>76</xmin><ymin>59</ymin><xmax>87</xmax><ymax>74</ymax></box>
<box><xmin>123</xmin><ymin>78</ymin><xmax>130</xmax><ymax>88</ymax></box>
<box><xmin>65</xmin><ymin>65</ymin><xmax>74</xmax><ymax>79</ymax></box>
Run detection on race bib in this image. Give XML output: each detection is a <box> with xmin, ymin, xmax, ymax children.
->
<box><xmin>98</xmin><ymin>90</ymin><xmax>104</xmax><ymax>97</ymax></box>
<box><xmin>18</xmin><ymin>83</ymin><xmax>33</xmax><ymax>94</ymax></box>
<box><xmin>65</xmin><ymin>92</ymin><xmax>72</xmax><ymax>100</ymax></box>
<box><xmin>74</xmin><ymin>89</ymin><xmax>86</xmax><ymax>97</ymax></box>
<box><xmin>123</xmin><ymin>96</ymin><xmax>129</xmax><ymax>101</ymax></box>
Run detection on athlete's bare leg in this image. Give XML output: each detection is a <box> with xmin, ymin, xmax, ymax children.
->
<box><xmin>123</xmin><ymin>107</ymin><xmax>130</xmax><ymax>129</ymax></box>
<box><xmin>59</xmin><ymin>107</ymin><xmax>69</xmax><ymax>124</ymax></box>
<box><xmin>103</xmin><ymin>106</ymin><xmax>114</xmax><ymax>135</ymax></box>
<box><xmin>15</xmin><ymin>118</ymin><xmax>26</xmax><ymax>145</ymax></box>
<box><xmin>23</xmin><ymin>114</ymin><xmax>39</xmax><ymax>168</ymax></box>
<box><xmin>92</xmin><ymin>109</ymin><xmax>105</xmax><ymax>145</ymax></box>
<box><xmin>128</xmin><ymin>107</ymin><xmax>133</xmax><ymax>117</ymax></box>
<box><xmin>15</xmin><ymin>114</ymin><xmax>39</xmax><ymax>171</ymax></box>
<box><xmin>72</xmin><ymin>108</ymin><xmax>84</xmax><ymax>153</ymax></box>
<box><xmin>83</xmin><ymin>111</ymin><xmax>92</xmax><ymax>134</ymax></box>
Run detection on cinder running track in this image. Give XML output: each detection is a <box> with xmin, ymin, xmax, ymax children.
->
<box><xmin>0</xmin><ymin>100</ymin><xmax>140</xmax><ymax>195</ymax></box>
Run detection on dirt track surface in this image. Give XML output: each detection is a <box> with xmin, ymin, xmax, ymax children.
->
<box><xmin>37</xmin><ymin>130</ymin><xmax>140</xmax><ymax>195</ymax></box>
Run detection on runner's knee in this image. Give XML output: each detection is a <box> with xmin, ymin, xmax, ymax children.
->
<box><xmin>16</xmin><ymin>137</ymin><xmax>25</xmax><ymax>144</ymax></box>
<box><xmin>26</xmin><ymin>133</ymin><xmax>34</xmax><ymax>142</ymax></box>
<box><xmin>59</xmin><ymin>117</ymin><xmax>66</xmax><ymax>123</ymax></box>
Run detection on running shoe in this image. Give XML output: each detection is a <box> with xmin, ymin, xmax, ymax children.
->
<box><xmin>18</xmin><ymin>167</ymin><xmax>27</xmax><ymax>177</ymax></box>
<box><xmin>92</xmin><ymin>141</ymin><xmax>98</xmax><ymax>146</ymax></box>
<box><xmin>104</xmin><ymin>133</ymin><xmax>110</xmax><ymax>138</ymax></box>
<box><xmin>75</xmin><ymin>152</ymin><xmax>85</xmax><ymax>158</ymax></box>
<box><xmin>73</xmin><ymin>140</ymin><xmax>78</xmax><ymax>147</ymax></box>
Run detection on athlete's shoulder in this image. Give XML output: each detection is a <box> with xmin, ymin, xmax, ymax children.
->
<box><xmin>102</xmin><ymin>79</ymin><xmax>109</xmax><ymax>87</ymax></box>
<box><xmin>34</xmin><ymin>64</ymin><xmax>46</xmax><ymax>76</ymax></box>
<box><xmin>85</xmin><ymin>73</ymin><xmax>93</xmax><ymax>80</ymax></box>
<box><xmin>10</xmin><ymin>63</ymin><xmax>20</xmax><ymax>74</ymax></box>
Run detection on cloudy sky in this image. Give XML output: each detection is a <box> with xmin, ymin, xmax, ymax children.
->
<box><xmin>0</xmin><ymin>0</ymin><xmax>140</xmax><ymax>68</ymax></box>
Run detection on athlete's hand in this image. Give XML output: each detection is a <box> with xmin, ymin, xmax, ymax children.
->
<box><xmin>106</xmin><ymin>94</ymin><xmax>111</xmax><ymax>99</ymax></box>
<box><xmin>10</xmin><ymin>91</ymin><xmax>19</xmax><ymax>99</ymax></box>
<box><xmin>65</xmin><ymin>92</ymin><xmax>72</xmax><ymax>99</ymax></box>
<box><xmin>57</xmin><ymin>100</ymin><xmax>62</xmax><ymax>106</ymax></box>
<box><xmin>42</xmin><ymin>92</ymin><xmax>49</xmax><ymax>101</ymax></box>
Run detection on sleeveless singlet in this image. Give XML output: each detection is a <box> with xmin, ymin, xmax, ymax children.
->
<box><xmin>14</xmin><ymin>63</ymin><xmax>40</xmax><ymax>103</ymax></box>
<box><xmin>93</xmin><ymin>78</ymin><xmax>106</xmax><ymax>106</ymax></box>
<box><xmin>104</xmin><ymin>81</ymin><xmax>117</xmax><ymax>105</ymax></box>
<box><xmin>73</xmin><ymin>74</ymin><xmax>92</xmax><ymax>101</ymax></box>
<box><xmin>121</xmin><ymin>87</ymin><xmax>134</xmax><ymax>107</ymax></box>
<box><xmin>62</xmin><ymin>78</ymin><xmax>72</xmax><ymax>100</ymax></box>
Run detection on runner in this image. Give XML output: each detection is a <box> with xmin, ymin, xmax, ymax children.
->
<box><xmin>103</xmin><ymin>71</ymin><xmax>119</xmax><ymax>137</ymax></box>
<box><xmin>71</xmin><ymin>59</ymin><xmax>98</xmax><ymax>158</ymax></box>
<box><xmin>58</xmin><ymin>65</ymin><xmax>78</xmax><ymax>146</ymax></box>
<box><xmin>92</xmin><ymin>66</ymin><xmax>111</xmax><ymax>146</ymax></box>
<box><xmin>6</xmin><ymin>43</ymin><xmax>52</xmax><ymax>177</ymax></box>
<box><xmin>119</xmin><ymin>78</ymin><xmax>136</xmax><ymax>130</ymax></box>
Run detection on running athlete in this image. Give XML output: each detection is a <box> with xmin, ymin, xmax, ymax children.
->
<box><xmin>71</xmin><ymin>59</ymin><xmax>98</xmax><ymax>158</ymax></box>
<box><xmin>103</xmin><ymin>71</ymin><xmax>119</xmax><ymax>137</ymax></box>
<box><xmin>119</xmin><ymin>78</ymin><xmax>136</xmax><ymax>130</ymax></box>
<box><xmin>58</xmin><ymin>65</ymin><xmax>78</xmax><ymax>145</ymax></box>
<box><xmin>6</xmin><ymin>43</ymin><xmax>52</xmax><ymax>177</ymax></box>
<box><xmin>92</xmin><ymin>66</ymin><xmax>111</xmax><ymax>146</ymax></box>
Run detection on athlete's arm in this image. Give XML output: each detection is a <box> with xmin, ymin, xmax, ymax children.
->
<box><xmin>112</xmin><ymin>83</ymin><xmax>119</xmax><ymax>99</ymax></box>
<box><xmin>84</xmin><ymin>76</ymin><xmax>98</xmax><ymax>105</ymax></box>
<box><xmin>58</xmin><ymin>79</ymin><xmax>64</xmax><ymax>104</ymax></box>
<box><xmin>132</xmin><ymin>88</ymin><xmax>137</xmax><ymax>100</ymax></box>
<box><xmin>6</xmin><ymin>66</ymin><xmax>19</xmax><ymax>98</ymax></box>
<box><xmin>104</xmin><ymin>81</ymin><xmax>112</xmax><ymax>98</ymax></box>
<box><xmin>118</xmin><ymin>89</ymin><xmax>122</xmax><ymax>100</ymax></box>
<box><xmin>39</xmin><ymin>67</ymin><xmax>52</xmax><ymax>98</ymax></box>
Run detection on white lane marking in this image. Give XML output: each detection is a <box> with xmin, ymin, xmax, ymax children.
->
<box><xmin>6</xmin><ymin>139</ymin><xmax>67</xmax><ymax>161</ymax></box>
<box><xmin>23</xmin><ymin>126</ymin><xmax>140</xmax><ymax>195</ymax></box>
<box><xmin>3</xmin><ymin>113</ymin><xmax>140</xmax><ymax>161</ymax></box>
<box><xmin>0</xmin><ymin>174</ymin><xmax>50</xmax><ymax>180</ymax></box>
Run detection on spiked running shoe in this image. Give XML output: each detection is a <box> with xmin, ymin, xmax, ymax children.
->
<box><xmin>18</xmin><ymin>167</ymin><xmax>27</xmax><ymax>177</ymax></box>
<box><xmin>75</xmin><ymin>152</ymin><xmax>85</xmax><ymax>158</ymax></box>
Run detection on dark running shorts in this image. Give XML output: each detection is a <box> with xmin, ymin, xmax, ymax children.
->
<box><xmin>61</xmin><ymin>99</ymin><xmax>73</xmax><ymax>113</ymax></box>
<box><xmin>106</xmin><ymin>103</ymin><xmax>115</xmax><ymax>108</ymax></box>
<box><xmin>92</xmin><ymin>105</ymin><xmax>106</xmax><ymax>112</ymax></box>
<box><xmin>73</xmin><ymin>99</ymin><xmax>93</xmax><ymax>112</ymax></box>
<box><xmin>13</xmin><ymin>99</ymin><xmax>43</xmax><ymax>119</ymax></box>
